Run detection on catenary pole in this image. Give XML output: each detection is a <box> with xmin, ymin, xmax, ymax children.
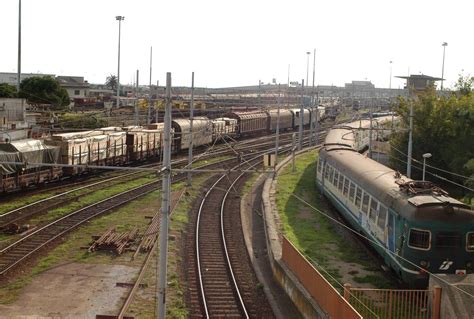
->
<box><xmin>406</xmin><ymin>102</ymin><xmax>414</xmax><ymax>178</ymax></box>
<box><xmin>116</xmin><ymin>16</ymin><xmax>124</xmax><ymax>108</ymax></box>
<box><xmin>187</xmin><ymin>72</ymin><xmax>195</xmax><ymax>186</ymax></box>
<box><xmin>275</xmin><ymin>84</ymin><xmax>280</xmax><ymax>164</ymax></box>
<box><xmin>17</xmin><ymin>0</ymin><xmax>21</xmax><ymax>92</ymax></box>
<box><xmin>157</xmin><ymin>72</ymin><xmax>172</xmax><ymax>319</ymax></box>
<box><xmin>368</xmin><ymin>102</ymin><xmax>373</xmax><ymax>159</ymax></box>
<box><xmin>298</xmin><ymin>79</ymin><xmax>304</xmax><ymax>151</ymax></box>
<box><xmin>148</xmin><ymin>47</ymin><xmax>152</xmax><ymax>125</ymax></box>
<box><xmin>135</xmin><ymin>70</ymin><xmax>139</xmax><ymax>126</ymax></box>
<box><xmin>155</xmin><ymin>80</ymin><xmax>159</xmax><ymax>123</ymax></box>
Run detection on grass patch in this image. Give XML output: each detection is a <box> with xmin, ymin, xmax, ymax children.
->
<box><xmin>275</xmin><ymin>150</ymin><xmax>396</xmax><ymax>289</ymax></box>
<box><xmin>353</xmin><ymin>275</ymin><xmax>392</xmax><ymax>289</ymax></box>
<box><xmin>0</xmin><ymin>188</ymin><xmax>163</xmax><ymax>305</ymax></box>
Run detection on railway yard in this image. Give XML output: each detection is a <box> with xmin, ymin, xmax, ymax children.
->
<box><xmin>0</xmin><ymin>103</ymin><xmax>472</xmax><ymax>319</ymax></box>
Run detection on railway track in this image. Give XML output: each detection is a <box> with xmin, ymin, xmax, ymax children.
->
<box><xmin>186</xmin><ymin>154</ymin><xmax>274</xmax><ymax>318</ymax></box>
<box><xmin>0</xmin><ymin>140</ymin><xmax>284</xmax><ymax>277</ymax></box>
<box><xmin>0</xmin><ymin>130</ymin><xmax>316</xmax><ymax>232</ymax></box>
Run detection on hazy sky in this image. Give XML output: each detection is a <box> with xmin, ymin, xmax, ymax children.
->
<box><xmin>1</xmin><ymin>0</ymin><xmax>472</xmax><ymax>89</ymax></box>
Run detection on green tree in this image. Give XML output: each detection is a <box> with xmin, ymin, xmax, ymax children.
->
<box><xmin>18</xmin><ymin>76</ymin><xmax>70</xmax><ymax>110</ymax></box>
<box><xmin>390</xmin><ymin>88</ymin><xmax>474</xmax><ymax>198</ymax></box>
<box><xmin>0</xmin><ymin>83</ymin><xmax>18</xmax><ymax>98</ymax></box>
<box><xmin>58</xmin><ymin>112</ymin><xmax>108</xmax><ymax>129</ymax></box>
<box><xmin>455</xmin><ymin>73</ymin><xmax>474</xmax><ymax>96</ymax></box>
<box><xmin>106</xmin><ymin>74</ymin><xmax>118</xmax><ymax>92</ymax></box>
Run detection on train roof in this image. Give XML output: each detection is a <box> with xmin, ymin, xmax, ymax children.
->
<box><xmin>0</xmin><ymin>139</ymin><xmax>60</xmax><ymax>174</ymax></box>
<box><xmin>51</xmin><ymin>130</ymin><xmax>103</xmax><ymax>140</ymax></box>
<box><xmin>172</xmin><ymin>117</ymin><xmax>210</xmax><ymax>132</ymax></box>
<box><xmin>224</xmin><ymin>111</ymin><xmax>268</xmax><ymax>120</ymax></box>
<box><xmin>322</xmin><ymin>149</ymin><xmax>472</xmax><ymax>220</ymax></box>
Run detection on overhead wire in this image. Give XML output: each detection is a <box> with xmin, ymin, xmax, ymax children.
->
<box><xmin>289</xmin><ymin>193</ymin><xmax>474</xmax><ymax>299</ymax></box>
<box><xmin>390</xmin><ymin>145</ymin><xmax>474</xmax><ymax>192</ymax></box>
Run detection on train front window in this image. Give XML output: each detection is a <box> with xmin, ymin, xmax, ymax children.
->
<box><xmin>466</xmin><ymin>232</ymin><xmax>474</xmax><ymax>251</ymax></box>
<box><xmin>408</xmin><ymin>228</ymin><xmax>431</xmax><ymax>250</ymax></box>
<box><xmin>436</xmin><ymin>232</ymin><xmax>461</xmax><ymax>248</ymax></box>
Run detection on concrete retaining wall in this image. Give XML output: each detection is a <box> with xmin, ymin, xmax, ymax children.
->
<box><xmin>261</xmin><ymin>147</ymin><xmax>330</xmax><ymax>319</ymax></box>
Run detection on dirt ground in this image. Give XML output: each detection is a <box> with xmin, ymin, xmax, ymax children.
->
<box><xmin>0</xmin><ymin>262</ymin><xmax>139</xmax><ymax>319</ymax></box>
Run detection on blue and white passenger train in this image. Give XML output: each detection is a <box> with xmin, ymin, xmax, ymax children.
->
<box><xmin>316</xmin><ymin>117</ymin><xmax>474</xmax><ymax>287</ymax></box>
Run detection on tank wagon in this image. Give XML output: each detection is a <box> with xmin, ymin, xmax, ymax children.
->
<box><xmin>316</xmin><ymin>118</ymin><xmax>474</xmax><ymax>287</ymax></box>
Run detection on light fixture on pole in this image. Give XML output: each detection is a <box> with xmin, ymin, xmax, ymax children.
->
<box><xmin>389</xmin><ymin>61</ymin><xmax>393</xmax><ymax>89</ymax></box>
<box><xmin>422</xmin><ymin>153</ymin><xmax>432</xmax><ymax>181</ymax></box>
<box><xmin>116</xmin><ymin>15</ymin><xmax>125</xmax><ymax>107</ymax></box>
<box><xmin>441</xmin><ymin>42</ymin><xmax>448</xmax><ymax>91</ymax></box>
<box><xmin>306</xmin><ymin>51</ymin><xmax>311</xmax><ymax>89</ymax></box>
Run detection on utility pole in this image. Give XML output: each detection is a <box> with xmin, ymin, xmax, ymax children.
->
<box><xmin>312</xmin><ymin>48</ymin><xmax>316</xmax><ymax>106</ymax></box>
<box><xmin>275</xmin><ymin>84</ymin><xmax>280</xmax><ymax>164</ymax></box>
<box><xmin>148</xmin><ymin>47</ymin><xmax>152</xmax><ymax>125</ymax></box>
<box><xmin>155</xmin><ymin>80</ymin><xmax>159</xmax><ymax>123</ymax></box>
<box><xmin>157</xmin><ymin>72</ymin><xmax>172</xmax><ymax>319</ymax></box>
<box><xmin>441</xmin><ymin>42</ymin><xmax>448</xmax><ymax>91</ymax></box>
<box><xmin>298</xmin><ymin>79</ymin><xmax>304</xmax><ymax>151</ymax></box>
<box><xmin>368</xmin><ymin>103</ymin><xmax>373</xmax><ymax>159</ymax></box>
<box><xmin>17</xmin><ymin>0</ymin><xmax>21</xmax><ymax>92</ymax></box>
<box><xmin>115</xmin><ymin>16</ymin><xmax>124</xmax><ymax>108</ymax></box>
<box><xmin>406</xmin><ymin>102</ymin><xmax>414</xmax><ymax>178</ymax></box>
<box><xmin>135</xmin><ymin>69</ymin><xmax>139</xmax><ymax>126</ymax></box>
<box><xmin>187</xmin><ymin>72</ymin><xmax>195</xmax><ymax>186</ymax></box>
<box><xmin>292</xmin><ymin>133</ymin><xmax>296</xmax><ymax>172</ymax></box>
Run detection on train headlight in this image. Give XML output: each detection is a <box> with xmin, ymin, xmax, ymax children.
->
<box><xmin>420</xmin><ymin>260</ymin><xmax>430</xmax><ymax>268</ymax></box>
<box><xmin>467</xmin><ymin>262</ymin><xmax>472</xmax><ymax>269</ymax></box>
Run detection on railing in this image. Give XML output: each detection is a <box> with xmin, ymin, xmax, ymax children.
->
<box><xmin>344</xmin><ymin>284</ymin><xmax>442</xmax><ymax>319</ymax></box>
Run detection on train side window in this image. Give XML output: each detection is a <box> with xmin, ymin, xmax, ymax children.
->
<box><xmin>369</xmin><ymin>199</ymin><xmax>378</xmax><ymax>222</ymax></box>
<box><xmin>408</xmin><ymin>228</ymin><xmax>431</xmax><ymax>250</ymax></box>
<box><xmin>467</xmin><ymin>232</ymin><xmax>474</xmax><ymax>251</ymax></box>
<box><xmin>324</xmin><ymin>164</ymin><xmax>330</xmax><ymax>179</ymax></box>
<box><xmin>362</xmin><ymin>193</ymin><xmax>370</xmax><ymax>214</ymax></box>
<box><xmin>349</xmin><ymin>182</ymin><xmax>355</xmax><ymax>202</ymax></box>
<box><xmin>329</xmin><ymin>166</ymin><xmax>334</xmax><ymax>181</ymax></box>
<box><xmin>317</xmin><ymin>158</ymin><xmax>322</xmax><ymax>173</ymax></box>
<box><xmin>333</xmin><ymin>171</ymin><xmax>339</xmax><ymax>186</ymax></box>
<box><xmin>355</xmin><ymin>188</ymin><xmax>362</xmax><ymax>208</ymax></box>
<box><xmin>338</xmin><ymin>175</ymin><xmax>344</xmax><ymax>192</ymax></box>
<box><xmin>343</xmin><ymin>178</ymin><xmax>349</xmax><ymax>197</ymax></box>
<box><xmin>377</xmin><ymin>205</ymin><xmax>387</xmax><ymax>229</ymax></box>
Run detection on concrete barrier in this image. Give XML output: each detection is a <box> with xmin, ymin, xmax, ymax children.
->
<box><xmin>260</xmin><ymin>147</ymin><xmax>361</xmax><ymax>319</ymax></box>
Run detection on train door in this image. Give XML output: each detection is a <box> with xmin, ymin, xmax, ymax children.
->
<box><xmin>387</xmin><ymin>212</ymin><xmax>396</xmax><ymax>252</ymax></box>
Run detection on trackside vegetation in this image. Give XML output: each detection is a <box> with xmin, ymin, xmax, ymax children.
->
<box><xmin>275</xmin><ymin>150</ymin><xmax>394</xmax><ymax>289</ymax></box>
<box><xmin>390</xmin><ymin>80</ymin><xmax>474</xmax><ymax>205</ymax></box>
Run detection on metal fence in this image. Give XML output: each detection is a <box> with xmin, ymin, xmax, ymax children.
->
<box><xmin>344</xmin><ymin>284</ymin><xmax>442</xmax><ymax>319</ymax></box>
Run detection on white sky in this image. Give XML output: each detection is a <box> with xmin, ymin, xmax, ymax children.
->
<box><xmin>1</xmin><ymin>0</ymin><xmax>472</xmax><ymax>89</ymax></box>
